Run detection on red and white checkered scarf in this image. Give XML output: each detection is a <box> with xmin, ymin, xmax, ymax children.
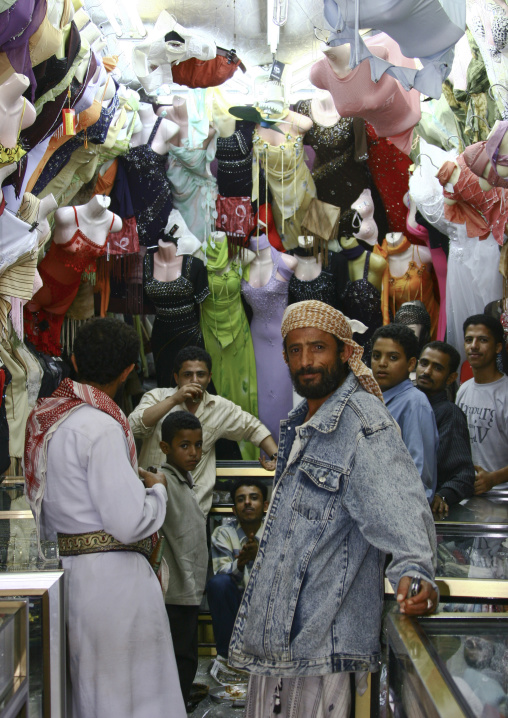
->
<box><xmin>25</xmin><ymin>378</ymin><xmax>137</xmax><ymax>512</ymax></box>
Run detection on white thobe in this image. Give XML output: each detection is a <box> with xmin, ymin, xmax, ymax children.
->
<box><xmin>41</xmin><ymin>405</ymin><xmax>186</xmax><ymax>718</ymax></box>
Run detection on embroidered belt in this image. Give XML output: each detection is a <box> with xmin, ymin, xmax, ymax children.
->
<box><xmin>57</xmin><ymin>530</ymin><xmax>153</xmax><ymax>560</ymax></box>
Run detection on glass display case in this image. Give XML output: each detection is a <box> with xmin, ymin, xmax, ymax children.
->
<box><xmin>386</xmin><ymin>612</ymin><xmax>508</xmax><ymax>718</ymax></box>
<box><xmin>0</xmin><ymin>601</ymin><xmax>28</xmax><ymax>718</ymax></box>
<box><xmin>0</xmin><ymin>572</ymin><xmax>66</xmax><ymax>718</ymax></box>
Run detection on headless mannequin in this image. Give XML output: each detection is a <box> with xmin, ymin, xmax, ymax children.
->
<box><xmin>339</xmin><ymin>235</ymin><xmax>386</xmax><ymax>291</ymax></box>
<box><xmin>156</xmin><ymin>97</ymin><xmax>216</xmax><ymax>149</ymax></box>
<box><xmin>386</xmin><ymin>232</ymin><xmax>433</xmax><ymax>277</ymax></box>
<box><xmin>321</xmin><ymin>43</ymin><xmax>352</xmax><ymax>79</ymax></box>
<box><xmin>0</xmin><ymin>74</ymin><xmax>36</xmax><ymax>148</ymax></box>
<box><xmin>293</xmin><ymin>236</ymin><xmax>323</xmax><ymax>281</ymax></box>
<box><xmin>129</xmin><ymin>102</ymin><xmax>179</xmax><ymax>153</ymax></box>
<box><xmin>351</xmin><ymin>189</ymin><xmax>378</xmax><ymax>246</ymax></box>
<box><xmin>209</xmin><ymin>230</ymin><xmax>255</xmax><ymax>270</ymax></box>
<box><xmin>247</xmin><ymin>237</ymin><xmax>297</xmax><ymax>287</ymax></box>
<box><xmin>310</xmin><ymin>89</ymin><xmax>340</xmax><ymax>127</ymax></box>
<box><xmin>445</xmin><ymin>120</ymin><xmax>508</xmax><ymax>198</ymax></box>
<box><xmin>53</xmin><ymin>195</ymin><xmax>122</xmax><ymax>247</ymax></box>
<box><xmin>152</xmin><ymin>238</ymin><xmax>183</xmax><ymax>282</ymax></box>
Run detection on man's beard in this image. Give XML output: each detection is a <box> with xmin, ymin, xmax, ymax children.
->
<box><xmin>290</xmin><ymin>360</ymin><xmax>347</xmax><ymax>399</ymax></box>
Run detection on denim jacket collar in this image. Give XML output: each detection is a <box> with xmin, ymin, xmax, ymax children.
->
<box><xmin>287</xmin><ymin>372</ymin><xmax>362</xmax><ymax>436</ymax></box>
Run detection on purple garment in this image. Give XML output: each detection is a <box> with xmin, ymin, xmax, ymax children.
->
<box><xmin>242</xmin><ymin>245</ymin><xmax>294</xmax><ymax>442</ymax></box>
<box><xmin>0</xmin><ymin>0</ymin><xmax>47</xmax><ymax>100</ymax></box>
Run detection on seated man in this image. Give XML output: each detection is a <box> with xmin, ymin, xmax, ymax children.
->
<box><xmin>416</xmin><ymin>341</ymin><xmax>475</xmax><ymax>516</ymax></box>
<box><xmin>371</xmin><ymin>324</ymin><xmax>438</xmax><ymax>501</ymax></box>
<box><xmin>456</xmin><ymin>314</ymin><xmax>508</xmax><ymax>495</ymax></box>
<box><xmin>207</xmin><ymin>479</ymin><xmax>268</xmax><ymax>662</ymax></box>
<box><xmin>129</xmin><ymin>346</ymin><xmax>277</xmax><ymax>514</ymax></box>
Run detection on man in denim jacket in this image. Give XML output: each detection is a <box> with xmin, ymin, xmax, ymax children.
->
<box><xmin>228</xmin><ymin>301</ymin><xmax>438</xmax><ymax>717</ymax></box>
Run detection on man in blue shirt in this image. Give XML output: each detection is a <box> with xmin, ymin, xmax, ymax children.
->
<box><xmin>371</xmin><ymin>324</ymin><xmax>438</xmax><ymax>501</ymax></box>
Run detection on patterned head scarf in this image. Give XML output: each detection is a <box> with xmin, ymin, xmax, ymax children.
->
<box><xmin>281</xmin><ymin>300</ymin><xmax>384</xmax><ymax>401</ymax></box>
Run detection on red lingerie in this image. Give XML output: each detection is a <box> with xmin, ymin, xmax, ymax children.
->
<box><xmin>25</xmin><ymin>207</ymin><xmax>114</xmax><ymax>355</ymax></box>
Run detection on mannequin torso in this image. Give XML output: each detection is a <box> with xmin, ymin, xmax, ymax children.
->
<box><xmin>152</xmin><ymin>239</ymin><xmax>183</xmax><ymax>282</ymax></box>
<box><xmin>247</xmin><ymin>243</ymin><xmax>297</xmax><ymax>286</ymax></box>
<box><xmin>386</xmin><ymin>232</ymin><xmax>433</xmax><ymax>276</ymax></box>
<box><xmin>255</xmin><ymin>110</ymin><xmax>312</xmax><ymax>147</ymax></box>
<box><xmin>340</xmin><ymin>236</ymin><xmax>386</xmax><ymax>291</ymax></box>
<box><xmin>208</xmin><ymin>231</ymin><xmax>255</xmax><ymax>273</ymax></box>
<box><xmin>0</xmin><ymin>74</ymin><xmax>36</xmax><ymax>148</ymax></box>
<box><xmin>310</xmin><ymin>90</ymin><xmax>340</xmax><ymax>127</ymax></box>
<box><xmin>156</xmin><ymin>97</ymin><xmax>216</xmax><ymax>149</ymax></box>
<box><xmin>129</xmin><ymin>103</ymin><xmax>179</xmax><ymax>153</ymax></box>
<box><xmin>321</xmin><ymin>43</ymin><xmax>352</xmax><ymax>79</ymax></box>
<box><xmin>53</xmin><ymin>195</ymin><xmax>122</xmax><ymax>247</ymax></box>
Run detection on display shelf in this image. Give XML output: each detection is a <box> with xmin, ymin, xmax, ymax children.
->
<box><xmin>0</xmin><ymin>572</ymin><xmax>66</xmax><ymax>718</ymax></box>
<box><xmin>0</xmin><ymin>601</ymin><xmax>28</xmax><ymax>718</ymax></box>
<box><xmin>386</xmin><ymin>612</ymin><xmax>508</xmax><ymax>718</ymax></box>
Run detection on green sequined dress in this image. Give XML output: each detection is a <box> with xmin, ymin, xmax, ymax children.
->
<box><xmin>200</xmin><ymin>238</ymin><xmax>259</xmax><ymax>460</ymax></box>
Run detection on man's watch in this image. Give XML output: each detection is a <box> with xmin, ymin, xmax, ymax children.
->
<box><xmin>270</xmin><ymin>452</ymin><xmax>278</xmax><ymax>461</ymax></box>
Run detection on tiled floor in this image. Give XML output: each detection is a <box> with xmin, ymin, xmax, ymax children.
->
<box><xmin>189</xmin><ymin>657</ymin><xmax>247</xmax><ymax>717</ymax></box>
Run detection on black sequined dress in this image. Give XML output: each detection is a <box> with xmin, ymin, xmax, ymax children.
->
<box><xmin>216</xmin><ymin>120</ymin><xmax>269</xmax><ymax>206</ymax></box>
<box><xmin>296</xmin><ymin>99</ymin><xmax>370</xmax><ymax>210</ymax></box>
<box><xmin>288</xmin><ymin>250</ymin><xmax>349</xmax><ymax>311</ymax></box>
<box><xmin>144</xmin><ymin>252</ymin><xmax>210</xmax><ymax>387</ymax></box>
<box><xmin>120</xmin><ymin>118</ymin><xmax>173</xmax><ymax>248</ymax></box>
<box><xmin>340</xmin><ymin>251</ymin><xmax>383</xmax><ymax>364</ymax></box>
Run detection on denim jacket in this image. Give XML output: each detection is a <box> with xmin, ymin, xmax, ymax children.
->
<box><xmin>229</xmin><ymin>373</ymin><xmax>437</xmax><ymax>676</ymax></box>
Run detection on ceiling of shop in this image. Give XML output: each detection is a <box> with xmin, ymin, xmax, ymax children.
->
<box><xmin>85</xmin><ymin>0</ymin><xmax>329</xmax><ymax>97</ymax></box>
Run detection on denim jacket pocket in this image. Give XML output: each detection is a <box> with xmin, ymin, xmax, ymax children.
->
<box><xmin>292</xmin><ymin>460</ymin><xmax>344</xmax><ymax>521</ymax></box>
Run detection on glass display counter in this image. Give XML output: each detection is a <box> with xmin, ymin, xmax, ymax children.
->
<box><xmin>0</xmin><ymin>601</ymin><xmax>28</xmax><ymax>718</ymax></box>
<box><xmin>386</xmin><ymin>612</ymin><xmax>508</xmax><ymax>718</ymax></box>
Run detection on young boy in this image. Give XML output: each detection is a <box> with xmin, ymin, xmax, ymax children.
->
<box><xmin>158</xmin><ymin>411</ymin><xmax>207</xmax><ymax>708</ymax></box>
<box><xmin>371</xmin><ymin>324</ymin><xmax>438</xmax><ymax>501</ymax></box>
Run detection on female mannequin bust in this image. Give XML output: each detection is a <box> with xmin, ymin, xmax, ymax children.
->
<box><xmin>247</xmin><ymin>236</ymin><xmax>297</xmax><ymax>287</ymax></box>
<box><xmin>152</xmin><ymin>238</ymin><xmax>183</xmax><ymax>282</ymax></box>
<box><xmin>255</xmin><ymin>109</ymin><xmax>313</xmax><ymax>147</ymax></box>
<box><xmin>293</xmin><ymin>236</ymin><xmax>323</xmax><ymax>281</ymax></box>
<box><xmin>0</xmin><ymin>74</ymin><xmax>36</xmax><ymax>148</ymax></box>
<box><xmin>321</xmin><ymin>43</ymin><xmax>352</xmax><ymax>79</ymax></box>
<box><xmin>310</xmin><ymin>89</ymin><xmax>340</xmax><ymax>127</ymax></box>
<box><xmin>385</xmin><ymin>231</ymin><xmax>433</xmax><ymax>276</ymax></box>
<box><xmin>129</xmin><ymin>102</ymin><xmax>179</xmax><ymax>153</ymax></box>
<box><xmin>209</xmin><ymin>230</ymin><xmax>255</xmax><ymax>268</ymax></box>
<box><xmin>156</xmin><ymin>97</ymin><xmax>216</xmax><ymax>149</ymax></box>
<box><xmin>339</xmin><ymin>234</ymin><xmax>386</xmax><ymax>291</ymax></box>
<box><xmin>53</xmin><ymin>195</ymin><xmax>122</xmax><ymax>246</ymax></box>
<box><xmin>351</xmin><ymin>189</ymin><xmax>378</xmax><ymax>246</ymax></box>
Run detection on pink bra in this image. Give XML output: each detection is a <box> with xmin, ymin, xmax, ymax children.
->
<box><xmin>463</xmin><ymin>130</ymin><xmax>508</xmax><ymax>190</ymax></box>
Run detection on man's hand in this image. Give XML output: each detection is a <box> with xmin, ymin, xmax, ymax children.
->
<box><xmin>237</xmin><ymin>535</ymin><xmax>259</xmax><ymax>569</ymax></box>
<box><xmin>397</xmin><ymin>576</ymin><xmax>438</xmax><ymax>616</ymax></box>
<box><xmin>474</xmin><ymin>465</ymin><xmax>496</xmax><ymax>495</ymax></box>
<box><xmin>139</xmin><ymin>467</ymin><xmax>168</xmax><ymax>491</ymax></box>
<box><xmin>431</xmin><ymin>494</ymin><xmax>448</xmax><ymax>518</ymax></box>
<box><xmin>172</xmin><ymin>383</ymin><xmax>203</xmax><ymax>406</ymax></box>
<box><xmin>259</xmin><ymin>454</ymin><xmax>276</xmax><ymax>472</ymax></box>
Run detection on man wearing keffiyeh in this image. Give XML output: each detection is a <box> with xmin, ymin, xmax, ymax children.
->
<box><xmin>228</xmin><ymin>301</ymin><xmax>439</xmax><ymax>718</ymax></box>
<box><xmin>24</xmin><ymin>318</ymin><xmax>186</xmax><ymax>718</ymax></box>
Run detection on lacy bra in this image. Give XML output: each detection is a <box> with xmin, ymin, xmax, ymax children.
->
<box><xmin>52</xmin><ymin>206</ymin><xmax>114</xmax><ymax>271</ymax></box>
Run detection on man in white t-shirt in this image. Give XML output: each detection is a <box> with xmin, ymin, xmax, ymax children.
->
<box><xmin>456</xmin><ymin>314</ymin><xmax>508</xmax><ymax>495</ymax></box>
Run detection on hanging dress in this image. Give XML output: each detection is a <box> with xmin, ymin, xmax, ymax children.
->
<box><xmin>340</xmin><ymin>250</ymin><xmax>383</xmax><ymax>364</ymax></box>
<box><xmin>241</xmin><ymin>245</ymin><xmax>294</xmax><ymax>442</ymax></box>
<box><xmin>120</xmin><ymin>117</ymin><xmax>173</xmax><ymax>247</ymax></box>
<box><xmin>252</xmin><ymin>131</ymin><xmax>316</xmax><ymax>249</ymax></box>
<box><xmin>287</xmin><ymin>250</ymin><xmax>349</xmax><ymax>310</ymax></box>
<box><xmin>383</xmin><ymin>236</ymin><xmax>440</xmax><ymax>339</ymax></box>
<box><xmin>200</xmin><ymin>238</ymin><xmax>259</xmax><ymax>460</ymax></box>
<box><xmin>143</xmin><ymin>252</ymin><xmax>210</xmax><ymax>388</ymax></box>
<box><xmin>295</xmin><ymin>98</ymin><xmax>370</xmax><ymax>211</ymax></box>
<box><xmin>24</xmin><ymin>208</ymin><xmax>113</xmax><ymax>355</ymax></box>
<box><xmin>166</xmin><ymin>136</ymin><xmax>218</xmax><ymax>245</ymax></box>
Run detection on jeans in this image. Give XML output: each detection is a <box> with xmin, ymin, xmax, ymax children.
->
<box><xmin>206</xmin><ymin>574</ymin><xmax>243</xmax><ymax>658</ymax></box>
